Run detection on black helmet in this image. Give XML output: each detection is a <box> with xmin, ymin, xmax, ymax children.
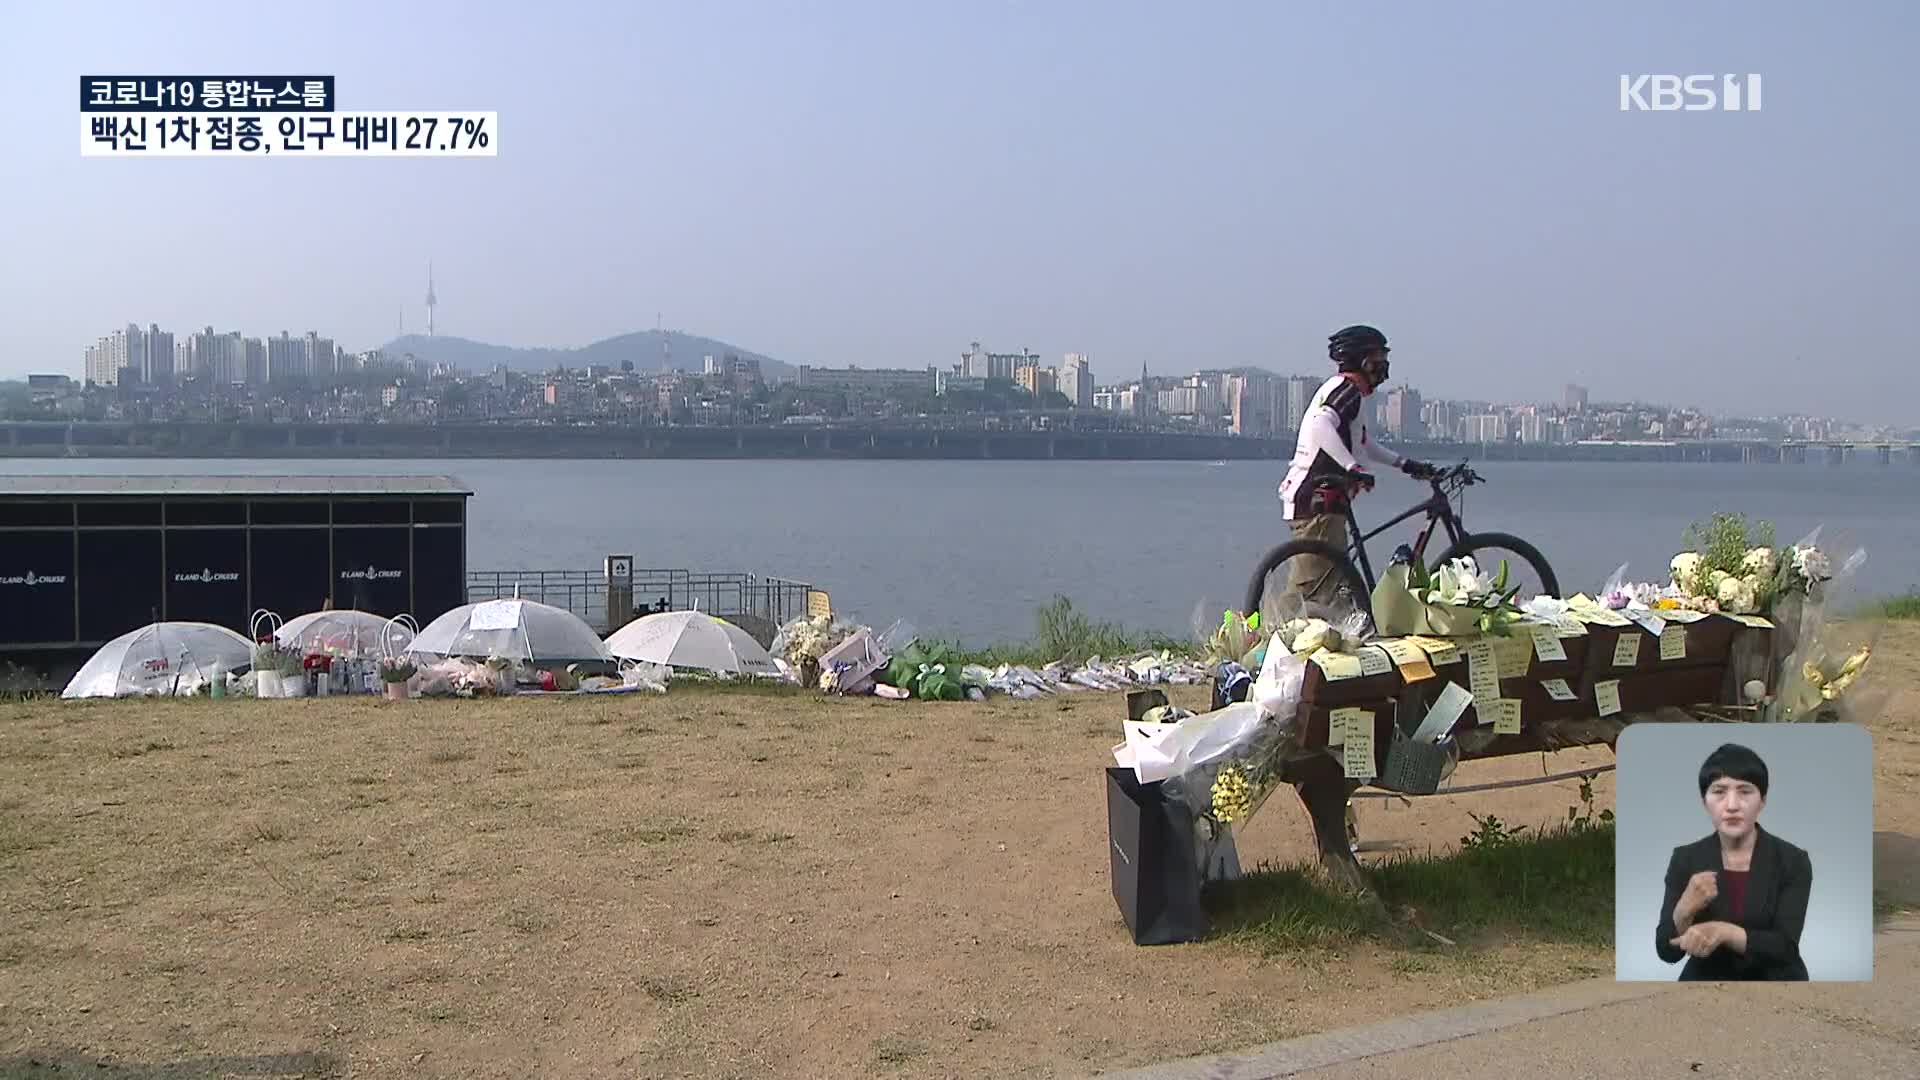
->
<box><xmin>1329</xmin><ymin>325</ymin><xmax>1388</xmax><ymax>370</ymax></box>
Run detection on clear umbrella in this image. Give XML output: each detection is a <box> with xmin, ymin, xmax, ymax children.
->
<box><xmin>63</xmin><ymin>622</ymin><xmax>254</xmax><ymax>699</ymax></box>
<box><xmin>604</xmin><ymin>610</ymin><xmax>779</xmax><ymax>676</ymax></box>
<box><xmin>275</xmin><ymin>609</ymin><xmax>417</xmax><ymax>658</ymax></box>
<box><xmin>407</xmin><ymin>598</ymin><xmax>611</xmax><ymax>665</ymax></box>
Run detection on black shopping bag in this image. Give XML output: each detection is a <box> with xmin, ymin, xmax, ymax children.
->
<box><xmin>1105</xmin><ymin>767</ymin><xmax>1209</xmax><ymax>945</ymax></box>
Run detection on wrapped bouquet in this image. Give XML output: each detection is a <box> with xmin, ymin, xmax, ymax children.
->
<box><xmin>1371</xmin><ymin>547</ymin><xmax>1525</xmax><ymax>637</ymax></box>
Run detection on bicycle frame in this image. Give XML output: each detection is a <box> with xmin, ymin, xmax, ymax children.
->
<box><xmin>1337</xmin><ymin>486</ymin><xmax>1467</xmax><ymax>593</ymax></box>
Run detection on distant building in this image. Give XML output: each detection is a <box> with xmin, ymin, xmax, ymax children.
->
<box><xmin>1284</xmin><ymin>375</ymin><xmax>1321</xmax><ymax>434</ymax></box>
<box><xmin>1381</xmin><ymin>387</ymin><xmax>1424</xmax><ymax>440</ymax></box>
<box><xmin>1228</xmin><ymin>372</ymin><xmax>1277</xmax><ymax>437</ymax></box>
<box><xmin>1014</xmin><ymin>363</ymin><xmax>1058</xmax><ymax>399</ymax></box>
<box><xmin>960</xmin><ymin>342</ymin><xmax>1040</xmax><ymax>382</ymax></box>
<box><xmin>1059</xmin><ymin>353</ymin><xmax>1094</xmax><ymax>408</ymax></box>
<box><xmin>795</xmin><ymin>365</ymin><xmax>936</xmax><ymax>397</ymax></box>
<box><xmin>1460</xmin><ymin>413</ymin><xmax>1508</xmax><ymax>443</ymax></box>
<box><xmin>1565</xmin><ymin>383</ymin><xmax>1589</xmax><ymax>412</ymax></box>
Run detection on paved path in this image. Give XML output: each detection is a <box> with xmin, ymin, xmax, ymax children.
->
<box><xmin>1100</xmin><ymin>918</ymin><xmax>1920</xmax><ymax>1080</ymax></box>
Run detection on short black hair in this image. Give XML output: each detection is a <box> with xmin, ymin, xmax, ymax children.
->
<box><xmin>1699</xmin><ymin>742</ymin><xmax>1769</xmax><ymax>799</ymax></box>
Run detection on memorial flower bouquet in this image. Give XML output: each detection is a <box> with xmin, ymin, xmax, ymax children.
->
<box><xmin>1665</xmin><ymin>514</ymin><xmax>1839</xmax><ymax>618</ymax></box>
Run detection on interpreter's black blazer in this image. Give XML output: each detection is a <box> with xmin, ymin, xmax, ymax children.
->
<box><xmin>1655</xmin><ymin>823</ymin><xmax>1812</xmax><ymax>981</ymax></box>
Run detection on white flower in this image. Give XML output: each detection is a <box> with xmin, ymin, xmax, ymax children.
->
<box><xmin>1792</xmin><ymin>545</ymin><xmax>1831</xmax><ymax>582</ymax></box>
<box><xmin>1742</xmin><ymin>547</ymin><xmax>1777</xmax><ymax>580</ymax></box>
<box><xmin>1716</xmin><ymin>576</ymin><xmax>1758</xmax><ymax>614</ymax></box>
<box><xmin>1291</xmin><ymin>619</ymin><xmax>1337</xmax><ymax>655</ymax></box>
<box><xmin>1670</xmin><ymin>552</ymin><xmax>1703</xmax><ymax>588</ymax></box>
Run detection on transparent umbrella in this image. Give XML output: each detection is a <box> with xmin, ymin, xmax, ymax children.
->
<box><xmin>605</xmin><ymin>610</ymin><xmax>779</xmax><ymax>676</ymax></box>
<box><xmin>63</xmin><ymin>622</ymin><xmax>254</xmax><ymax>699</ymax></box>
<box><xmin>275</xmin><ymin>610</ymin><xmax>417</xmax><ymax>658</ymax></box>
<box><xmin>407</xmin><ymin>598</ymin><xmax>611</xmax><ymax>665</ymax></box>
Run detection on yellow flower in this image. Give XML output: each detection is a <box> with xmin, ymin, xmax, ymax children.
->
<box><xmin>1211</xmin><ymin>764</ymin><xmax>1255</xmax><ymax>822</ymax></box>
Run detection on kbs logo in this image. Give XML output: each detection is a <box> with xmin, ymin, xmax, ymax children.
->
<box><xmin>340</xmin><ymin>565</ymin><xmax>402</xmax><ymax>581</ymax></box>
<box><xmin>173</xmin><ymin>567</ymin><xmax>240</xmax><ymax>584</ymax></box>
<box><xmin>0</xmin><ymin>570</ymin><xmax>69</xmax><ymax>586</ymax></box>
<box><xmin>1620</xmin><ymin>74</ymin><xmax>1762</xmax><ymax>112</ymax></box>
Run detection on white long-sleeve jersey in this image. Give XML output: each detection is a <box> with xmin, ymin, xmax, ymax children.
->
<box><xmin>1278</xmin><ymin>374</ymin><xmax>1402</xmax><ymax>520</ymax></box>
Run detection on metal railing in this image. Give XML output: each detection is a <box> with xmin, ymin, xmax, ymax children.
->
<box><xmin>465</xmin><ymin>568</ymin><xmax>813</xmax><ymax>634</ymax></box>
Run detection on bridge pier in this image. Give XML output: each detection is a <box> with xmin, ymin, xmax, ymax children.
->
<box><xmin>287</xmin><ymin>426</ymin><xmax>297</xmax><ymax>448</ymax></box>
<box><xmin>1877</xmin><ymin>446</ymin><xmax>1892</xmax><ymax>466</ymax></box>
<box><xmin>1048</xmin><ymin>437</ymin><xmax>1057</xmax><ymax>459</ymax></box>
<box><xmin>1827</xmin><ymin>446</ymin><xmax>1846</xmax><ymax>467</ymax></box>
<box><xmin>4</xmin><ymin>426</ymin><xmax>15</xmax><ymax>447</ymax></box>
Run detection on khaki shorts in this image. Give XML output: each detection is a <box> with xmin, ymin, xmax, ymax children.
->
<box><xmin>1286</xmin><ymin>513</ymin><xmax>1347</xmax><ymax>606</ymax></box>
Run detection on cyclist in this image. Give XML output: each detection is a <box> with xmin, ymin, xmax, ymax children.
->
<box><xmin>1277</xmin><ymin>325</ymin><xmax>1439</xmax><ymax>605</ymax></box>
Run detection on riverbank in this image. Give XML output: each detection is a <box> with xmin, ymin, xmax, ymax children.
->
<box><xmin>5</xmin><ymin>628</ymin><xmax>1918</xmax><ymax>1078</ymax></box>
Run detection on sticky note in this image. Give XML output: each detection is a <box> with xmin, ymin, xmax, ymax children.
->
<box><xmin>1491</xmin><ymin>634</ymin><xmax>1534</xmax><ymax>677</ymax></box>
<box><xmin>1728</xmin><ymin>614</ymin><xmax>1774</xmax><ymax>629</ymax></box>
<box><xmin>1467</xmin><ymin>640</ymin><xmax>1501</xmax><ymax>703</ymax></box>
<box><xmin>1578</xmin><ymin>607</ymin><xmax>1632</xmax><ymax>628</ymax></box>
<box><xmin>1328</xmin><ymin>706</ymin><xmax>1367</xmax><ymax>747</ymax></box>
<box><xmin>1406</xmin><ymin>636</ymin><xmax>1462</xmax><ymax>666</ymax></box>
<box><xmin>1659</xmin><ymin>625</ymin><xmax>1687</xmax><ymax>661</ymax></box>
<box><xmin>1662</xmin><ymin>609</ymin><xmax>1710</xmax><ymax>624</ymax></box>
<box><xmin>1530</xmin><ymin>625</ymin><xmax>1567</xmax><ymax>663</ymax></box>
<box><xmin>1310</xmin><ymin>651</ymin><xmax>1364</xmax><ymax>681</ymax></box>
<box><xmin>1595</xmin><ymin>679</ymin><xmax>1622</xmax><ymax>717</ymax></box>
<box><xmin>1377</xmin><ymin>640</ymin><xmax>1436</xmax><ymax>682</ymax></box>
<box><xmin>1624</xmin><ymin>609</ymin><xmax>1668</xmax><ymax>638</ymax></box>
<box><xmin>1343</xmin><ymin>723</ymin><xmax>1375</xmax><ymax>779</ymax></box>
<box><xmin>1542</xmin><ymin>678</ymin><xmax>1577</xmax><ymax>702</ymax></box>
<box><xmin>1491</xmin><ymin>698</ymin><xmax>1522</xmax><ymax>735</ymax></box>
<box><xmin>1415</xmin><ymin>682</ymin><xmax>1473</xmax><ymax>743</ymax></box>
<box><xmin>1357</xmin><ymin>646</ymin><xmax>1393</xmax><ymax>678</ymax></box>
<box><xmin>1553</xmin><ymin>616</ymin><xmax>1589</xmax><ymax>638</ymax></box>
<box><xmin>1612</xmin><ymin>633</ymin><xmax>1642</xmax><ymax>668</ymax></box>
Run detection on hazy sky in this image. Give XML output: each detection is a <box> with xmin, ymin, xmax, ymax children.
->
<box><xmin>4</xmin><ymin>1</ymin><xmax>1916</xmax><ymax>424</ymax></box>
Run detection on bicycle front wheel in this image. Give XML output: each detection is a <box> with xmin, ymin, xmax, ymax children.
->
<box><xmin>1244</xmin><ymin>539</ymin><xmax>1373</xmax><ymax>634</ymax></box>
<box><xmin>1434</xmin><ymin>532</ymin><xmax>1561</xmax><ymax>604</ymax></box>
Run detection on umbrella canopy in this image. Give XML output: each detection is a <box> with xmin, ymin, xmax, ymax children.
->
<box><xmin>605</xmin><ymin>610</ymin><xmax>779</xmax><ymax>676</ymax></box>
<box><xmin>275</xmin><ymin>610</ymin><xmax>416</xmax><ymax>658</ymax></box>
<box><xmin>407</xmin><ymin>598</ymin><xmax>611</xmax><ymax>665</ymax></box>
<box><xmin>63</xmin><ymin>621</ymin><xmax>254</xmax><ymax>699</ymax></box>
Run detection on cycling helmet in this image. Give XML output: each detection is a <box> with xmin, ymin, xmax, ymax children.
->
<box><xmin>1329</xmin><ymin>325</ymin><xmax>1388</xmax><ymax>370</ymax></box>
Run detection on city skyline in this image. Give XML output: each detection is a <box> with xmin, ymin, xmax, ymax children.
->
<box><xmin>3</xmin><ymin>3</ymin><xmax>1916</xmax><ymax>425</ymax></box>
<box><xmin>37</xmin><ymin>313</ymin><xmax>1881</xmax><ymax>441</ymax></box>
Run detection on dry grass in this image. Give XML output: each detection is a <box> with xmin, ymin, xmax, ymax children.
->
<box><xmin>2</xmin><ymin>626</ymin><xmax>1917</xmax><ymax>1079</ymax></box>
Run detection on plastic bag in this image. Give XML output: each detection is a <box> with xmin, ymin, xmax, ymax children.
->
<box><xmin>1252</xmin><ymin>644</ymin><xmax>1307</xmax><ymax>724</ymax></box>
<box><xmin>1158</xmin><ymin>701</ymin><xmax>1303</xmax><ymax>828</ymax></box>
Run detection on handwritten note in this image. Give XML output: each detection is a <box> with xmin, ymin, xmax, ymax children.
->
<box><xmin>1378</xmin><ymin>640</ymin><xmax>1437</xmax><ymax>683</ymax></box>
<box><xmin>1595</xmin><ymin>678</ymin><xmax>1623</xmax><ymax>717</ymax></box>
<box><xmin>1343</xmin><ymin>720</ymin><xmax>1376</xmax><ymax>780</ymax></box>
<box><xmin>1541</xmin><ymin>678</ymin><xmax>1578</xmax><ymax>702</ymax></box>
<box><xmin>470</xmin><ymin>599</ymin><xmax>524</xmax><ymax>631</ymax></box>
<box><xmin>1553</xmin><ymin>616</ymin><xmax>1589</xmax><ymax>638</ymax></box>
<box><xmin>1467</xmin><ymin>640</ymin><xmax>1501</xmax><ymax>703</ymax></box>
<box><xmin>1577</xmin><ymin>606</ymin><xmax>1633</xmax><ymax>628</ymax></box>
<box><xmin>1310</xmin><ymin>651</ymin><xmax>1364</xmax><ymax>681</ymax></box>
<box><xmin>1356</xmin><ymin>646</ymin><xmax>1393</xmax><ymax>678</ymax></box>
<box><xmin>1661</xmin><ymin>608</ymin><xmax>1711</xmax><ymax>624</ymax></box>
<box><xmin>1328</xmin><ymin>706</ymin><xmax>1367</xmax><ymax>747</ymax></box>
<box><xmin>1406</xmin><ymin>636</ymin><xmax>1462</xmax><ymax>666</ymax></box>
<box><xmin>1529</xmin><ymin>625</ymin><xmax>1568</xmax><ymax>663</ymax></box>
<box><xmin>1624</xmin><ymin>608</ymin><xmax>1668</xmax><ymax>637</ymax></box>
<box><xmin>1415</xmin><ymin>682</ymin><xmax>1473</xmax><ymax>743</ymax></box>
<box><xmin>1659</xmin><ymin>625</ymin><xmax>1687</xmax><ymax>661</ymax></box>
<box><xmin>1727</xmin><ymin>614</ymin><xmax>1775</xmax><ymax>629</ymax></box>
<box><xmin>1612</xmin><ymin>632</ymin><xmax>1642</xmax><ymax>668</ymax></box>
<box><xmin>1491</xmin><ymin>698</ymin><xmax>1523</xmax><ymax>735</ymax></box>
<box><xmin>1491</xmin><ymin>634</ymin><xmax>1534</xmax><ymax>678</ymax></box>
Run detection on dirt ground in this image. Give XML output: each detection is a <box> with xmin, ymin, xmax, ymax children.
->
<box><xmin>3</xmin><ymin>625</ymin><xmax>1917</xmax><ymax>1080</ymax></box>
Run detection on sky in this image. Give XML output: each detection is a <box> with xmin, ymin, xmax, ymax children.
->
<box><xmin>2</xmin><ymin>0</ymin><xmax>1916</xmax><ymax>425</ymax></box>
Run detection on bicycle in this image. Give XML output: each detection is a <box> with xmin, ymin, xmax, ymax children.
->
<box><xmin>1245</xmin><ymin>462</ymin><xmax>1560</xmax><ymax>632</ymax></box>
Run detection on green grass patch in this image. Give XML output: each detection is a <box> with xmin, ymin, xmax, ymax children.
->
<box><xmin>930</xmin><ymin>596</ymin><xmax>1192</xmax><ymax>669</ymax></box>
<box><xmin>1869</xmin><ymin>590</ymin><xmax>1920</xmax><ymax>620</ymax></box>
<box><xmin>1213</xmin><ymin>818</ymin><xmax>1616</xmax><ymax>953</ymax></box>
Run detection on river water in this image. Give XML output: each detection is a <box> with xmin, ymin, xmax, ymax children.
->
<box><xmin>5</xmin><ymin>457</ymin><xmax>1915</xmax><ymax>645</ymax></box>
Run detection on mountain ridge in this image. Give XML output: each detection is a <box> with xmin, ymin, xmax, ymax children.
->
<box><xmin>377</xmin><ymin>330</ymin><xmax>792</xmax><ymax>379</ymax></box>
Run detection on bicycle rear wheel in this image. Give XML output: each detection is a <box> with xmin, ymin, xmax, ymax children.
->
<box><xmin>1244</xmin><ymin>539</ymin><xmax>1373</xmax><ymax>636</ymax></box>
<box><xmin>1434</xmin><ymin>532</ymin><xmax>1561</xmax><ymax>604</ymax></box>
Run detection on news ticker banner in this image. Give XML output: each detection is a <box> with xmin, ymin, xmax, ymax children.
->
<box><xmin>80</xmin><ymin>76</ymin><xmax>496</xmax><ymax>157</ymax></box>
